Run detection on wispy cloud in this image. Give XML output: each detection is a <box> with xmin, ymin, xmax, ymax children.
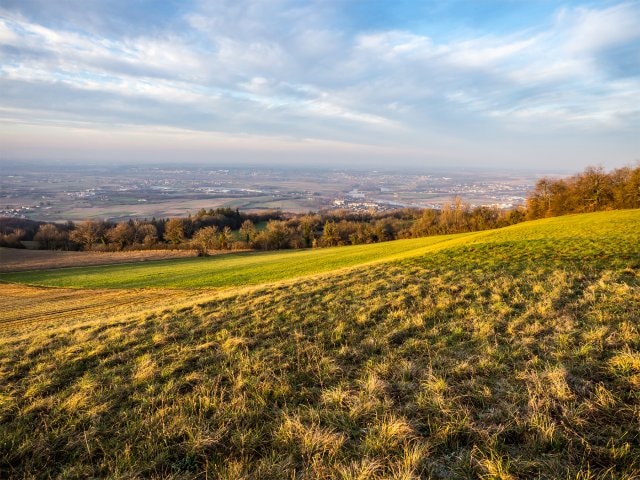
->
<box><xmin>1</xmin><ymin>0</ymin><xmax>639</xmax><ymax>168</ymax></box>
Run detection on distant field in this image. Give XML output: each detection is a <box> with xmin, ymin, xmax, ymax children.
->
<box><xmin>1</xmin><ymin>210</ymin><xmax>639</xmax><ymax>478</ymax></box>
<box><xmin>0</xmin><ymin>248</ymin><xmax>198</xmax><ymax>272</ymax></box>
<box><xmin>44</xmin><ymin>196</ymin><xmax>249</xmax><ymax>222</ymax></box>
<box><xmin>0</xmin><ymin>232</ymin><xmax>474</xmax><ymax>288</ymax></box>
<box><xmin>2</xmin><ymin>210</ymin><xmax>638</xmax><ymax>289</ymax></box>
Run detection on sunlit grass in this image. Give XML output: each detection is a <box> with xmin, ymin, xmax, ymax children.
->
<box><xmin>2</xmin><ymin>210</ymin><xmax>639</xmax><ymax>289</ymax></box>
<box><xmin>0</xmin><ymin>232</ymin><xmax>469</xmax><ymax>288</ymax></box>
<box><xmin>0</xmin><ymin>210</ymin><xmax>639</xmax><ymax>478</ymax></box>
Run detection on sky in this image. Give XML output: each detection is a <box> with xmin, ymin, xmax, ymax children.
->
<box><xmin>0</xmin><ymin>0</ymin><xmax>639</xmax><ymax>171</ymax></box>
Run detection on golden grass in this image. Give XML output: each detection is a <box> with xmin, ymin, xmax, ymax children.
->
<box><xmin>0</xmin><ymin>283</ymin><xmax>219</xmax><ymax>331</ymax></box>
<box><xmin>0</xmin><ymin>211</ymin><xmax>639</xmax><ymax>478</ymax></box>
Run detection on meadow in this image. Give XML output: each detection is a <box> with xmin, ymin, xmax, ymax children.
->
<box><xmin>0</xmin><ymin>232</ymin><xmax>474</xmax><ymax>288</ymax></box>
<box><xmin>2</xmin><ymin>210</ymin><xmax>637</xmax><ymax>289</ymax></box>
<box><xmin>0</xmin><ymin>210</ymin><xmax>639</xmax><ymax>478</ymax></box>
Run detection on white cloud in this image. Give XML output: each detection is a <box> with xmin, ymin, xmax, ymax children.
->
<box><xmin>0</xmin><ymin>1</ymin><xmax>639</xmax><ymax>168</ymax></box>
<box><xmin>560</xmin><ymin>3</ymin><xmax>640</xmax><ymax>54</ymax></box>
<box><xmin>445</xmin><ymin>36</ymin><xmax>539</xmax><ymax>68</ymax></box>
<box><xmin>0</xmin><ymin>18</ymin><xmax>19</xmax><ymax>44</ymax></box>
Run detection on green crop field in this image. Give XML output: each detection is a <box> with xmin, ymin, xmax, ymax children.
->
<box><xmin>1</xmin><ymin>210</ymin><xmax>639</xmax><ymax>479</ymax></box>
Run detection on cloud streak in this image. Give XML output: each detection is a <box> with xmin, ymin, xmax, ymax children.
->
<box><xmin>0</xmin><ymin>0</ymin><xmax>639</xmax><ymax>169</ymax></box>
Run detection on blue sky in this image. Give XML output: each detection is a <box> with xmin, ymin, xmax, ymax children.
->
<box><xmin>0</xmin><ymin>0</ymin><xmax>639</xmax><ymax>170</ymax></box>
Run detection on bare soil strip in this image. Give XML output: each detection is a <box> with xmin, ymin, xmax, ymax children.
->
<box><xmin>0</xmin><ymin>248</ymin><xmax>197</xmax><ymax>272</ymax></box>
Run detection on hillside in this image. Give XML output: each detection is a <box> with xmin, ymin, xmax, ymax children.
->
<box><xmin>1</xmin><ymin>210</ymin><xmax>639</xmax><ymax>478</ymax></box>
<box><xmin>2</xmin><ymin>210</ymin><xmax>639</xmax><ymax>289</ymax></box>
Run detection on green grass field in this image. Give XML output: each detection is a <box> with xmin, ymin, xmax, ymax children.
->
<box><xmin>2</xmin><ymin>210</ymin><xmax>638</xmax><ymax>289</ymax></box>
<box><xmin>1</xmin><ymin>210</ymin><xmax>639</xmax><ymax>478</ymax></box>
<box><xmin>0</xmin><ymin>232</ymin><xmax>474</xmax><ymax>288</ymax></box>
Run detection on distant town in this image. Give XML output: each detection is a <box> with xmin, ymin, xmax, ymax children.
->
<box><xmin>1</xmin><ymin>163</ymin><xmax>544</xmax><ymax>222</ymax></box>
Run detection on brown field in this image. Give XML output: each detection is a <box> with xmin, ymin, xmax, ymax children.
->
<box><xmin>44</xmin><ymin>195</ymin><xmax>321</xmax><ymax>221</ymax></box>
<box><xmin>58</xmin><ymin>197</ymin><xmax>243</xmax><ymax>221</ymax></box>
<box><xmin>0</xmin><ymin>248</ymin><xmax>198</xmax><ymax>272</ymax></box>
<box><xmin>0</xmin><ymin>283</ymin><xmax>215</xmax><ymax>331</ymax></box>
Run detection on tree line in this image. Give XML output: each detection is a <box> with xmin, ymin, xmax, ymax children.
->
<box><xmin>0</xmin><ymin>205</ymin><xmax>525</xmax><ymax>253</ymax></box>
<box><xmin>2</xmin><ymin>165</ymin><xmax>638</xmax><ymax>253</ymax></box>
<box><xmin>526</xmin><ymin>165</ymin><xmax>640</xmax><ymax>219</ymax></box>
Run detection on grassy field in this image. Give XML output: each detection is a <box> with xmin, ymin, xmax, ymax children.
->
<box><xmin>1</xmin><ymin>210</ymin><xmax>638</xmax><ymax>289</ymax></box>
<box><xmin>1</xmin><ymin>210</ymin><xmax>639</xmax><ymax>478</ymax></box>
<box><xmin>0</xmin><ymin>232</ymin><xmax>475</xmax><ymax>288</ymax></box>
<box><xmin>0</xmin><ymin>284</ymin><xmax>227</xmax><ymax>332</ymax></box>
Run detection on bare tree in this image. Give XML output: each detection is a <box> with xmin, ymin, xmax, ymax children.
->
<box><xmin>70</xmin><ymin>220</ymin><xmax>102</xmax><ymax>250</ymax></box>
<box><xmin>239</xmin><ymin>220</ymin><xmax>256</xmax><ymax>243</ymax></box>
<box><xmin>164</xmin><ymin>218</ymin><xmax>185</xmax><ymax>245</ymax></box>
<box><xmin>192</xmin><ymin>226</ymin><xmax>218</xmax><ymax>255</ymax></box>
<box><xmin>219</xmin><ymin>226</ymin><xmax>232</xmax><ymax>250</ymax></box>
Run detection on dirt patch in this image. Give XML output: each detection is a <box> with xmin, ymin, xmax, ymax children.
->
<box><xmin>0</xmin><ymin>248</ymin><xmax>198</xmax><ymax>272</ymax></box>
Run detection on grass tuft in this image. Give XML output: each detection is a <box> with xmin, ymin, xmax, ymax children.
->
<box><xmin>0</xmin><ymin>210</ymin><xmax>639</xmax><ymax>477</ymax></box>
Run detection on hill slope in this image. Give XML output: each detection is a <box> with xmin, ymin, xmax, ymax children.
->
<box><xmin>1</xmin><ymin>210</ymin><xmax>639</xmax><ymax>478</ymax></box>
<box><xmin>0</xmin><ymin>232</ymin><xmax>471</xmax><ymax>288</ymax></box>
<box><xmin>1</xmin><ymin>209</ymin><xmax>638</xmax><ymax>289</ymax></box>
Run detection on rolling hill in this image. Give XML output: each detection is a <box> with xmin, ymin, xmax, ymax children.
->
<box><xmin>1</xmin><ymin>210</ymin><xmax>638</xmax><ymax>289</ymax></box>
<box><xmin>1</xmin><ymin>210</ymin><xmax>639</xmax><ymax>478</ymax></box>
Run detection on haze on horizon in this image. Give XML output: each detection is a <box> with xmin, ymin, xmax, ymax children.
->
<box><xmin>1</xmin><ymin>0</ymin><xmax>639</xmax><ymax>170</ymax></box>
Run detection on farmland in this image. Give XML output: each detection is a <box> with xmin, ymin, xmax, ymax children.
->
<box><xmin>0</xmin><ymin>248</ymin><xmax>198</xmax><ymax>273</ymax></box>
<box><xmin>1</xmin><ymin>164</ymin><xmax>535</xmax><ymax>222</ymax></box>
<box><xmin>1</xmin><ymin>210</ymin><xmax>639</xmax><ymax>478</ymax></box>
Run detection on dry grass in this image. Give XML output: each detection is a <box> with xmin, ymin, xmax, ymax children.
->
<box><xmin>0</xmin><ymin>283</ymin><xmax>221</xmax><ymax>331</ymax></box>
<box><xmin>0</xmin><ymin>211</ymin><xmax>639</xmax><ymax>478</ymax></box>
